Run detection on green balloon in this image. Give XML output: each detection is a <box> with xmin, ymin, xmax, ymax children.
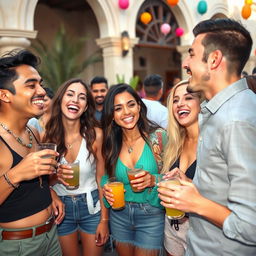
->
<box><xmin>197</xmin><ymin>0</ymin><xmax>207</xmax><ymax>15</ymax></box>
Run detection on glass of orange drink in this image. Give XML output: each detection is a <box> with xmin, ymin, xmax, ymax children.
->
<box><xmin>159</xmin><ymin>176</ymin><xmax>185</xmax><ymax>219</ymax></box>
<box><xmin>108</xmin><ymin>177</ymin><xmax>125</xmax><ymax>210</ymax></box>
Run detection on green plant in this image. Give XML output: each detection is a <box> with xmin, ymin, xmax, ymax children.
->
<box><xmin>32</xmin><ymin>25</ymin><xmax>102</xmax><ymax>91</ymax></box>
<box><xmin>116</xmin><ymin>74</ymin><xmax>140</xmax><ymax>90</ymax></box>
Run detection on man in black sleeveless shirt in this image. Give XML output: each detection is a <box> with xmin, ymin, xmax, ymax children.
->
<box><xmin>0</xmin><ymin>50</ymin><xmax>64</xmax><ymax>255</ymax></box>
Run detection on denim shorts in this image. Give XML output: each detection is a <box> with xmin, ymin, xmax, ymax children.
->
<box><xmin>110</xmin><ymin>202</ymin><xmax>165</xmax><ymax>250</ymax></box>
<box><xmin>57</xmin><ymin>190</ymin><xmax>101</xmax><ymax>236</ymax></box>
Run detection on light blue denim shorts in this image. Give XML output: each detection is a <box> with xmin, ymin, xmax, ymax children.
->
<box><xmin>110</xmin><ymin>202</ymin><xmax>165</xmax><ymax>250</ymax></box>
<box><xmin>57</xmin><ymin>189</ymin><xmax>101</xmax><ymax>236</ymax></box>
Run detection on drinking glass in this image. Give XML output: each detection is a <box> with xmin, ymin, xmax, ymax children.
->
<box><xmin>107</xmin><ymin>177</ymin><xmax>125</xmax><ymax>210</ymax></box>
<box><xmin>126</xmin><ymin>165</ymin><xmax>147</xmax><ymax>192</ymax></box>
<box><xmin>36</xmin><ymin>143</ymin><xmax>57</xmax><ymax>159</ymax></box>
<box><xmin>158</xmin><ymin>175</ymin><xmax>185</xmax><ymax>219</ymax></box>
<box><xmin>60</xmin><ymin>159</ymin><xmax>80</xmax><ymax>190</ymax></box>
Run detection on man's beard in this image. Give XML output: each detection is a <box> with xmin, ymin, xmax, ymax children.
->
<box><xmin>95</xmin><ymin>97</ymin><xmax>104</xmax><ymax>106</ymax></box>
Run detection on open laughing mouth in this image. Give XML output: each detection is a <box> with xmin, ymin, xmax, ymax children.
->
<box><xmin>32</xmin><ymin>98</ymin><xmax>44</xmax><ymax>108</ymax></box>
<box><xmin>67</xmin><ymin>104</ymin><xmax>80</xmax><ymax>113</ymax></box>
<box><xmin>178</xmin><ymin>110</ymin><xmax>190</xmax><ymax>118</ymax></box>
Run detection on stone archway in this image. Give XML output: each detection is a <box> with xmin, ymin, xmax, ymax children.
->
<box><xmin>0</xmin><ymin>0</ymin><xmax>38</xmax><ymax>55</ymax></box>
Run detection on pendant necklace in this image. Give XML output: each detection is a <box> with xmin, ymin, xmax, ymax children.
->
<box><xmin>67</xmin><ymin>143</ymin><xmax>73</xmax><ymax>149</ymax></box>
<box><xmin>66</xmin><ymin>136</ymin><xmax>80</xmax><ymax>149</ymax></box>
<box><xmin>124</xmin><ymin>135</ymin><xmax>141</xmax><ymax>154</ymax></box>
<box><xmin>0</xmin><ymin>122</ymin><xmax>33</xmax><ymax>148</ymax></box>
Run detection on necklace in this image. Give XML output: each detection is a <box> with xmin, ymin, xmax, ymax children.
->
<box><xmin>66</xmin><ymin>136</ymin><xmax>80</xmax><ymax>149</ymax></box>
<box><xmin>0</xmin><ymin>122</ymin><xmax>33</xmax><ymax>148</ymax></box>
<box><xmin>67</xmin><ymin>143</ymin><xmax>73</xmax><ymax>149</ymax></box>
<box><xmin>124</xmin><ymin>135</ymin><xmax>141</xmax><ymax>154</ymax></box>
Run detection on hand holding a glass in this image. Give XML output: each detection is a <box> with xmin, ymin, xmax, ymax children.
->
<box><xmin>57</xmin><ymin>159</ymin><xmax>80</xmax><ymax>190</ymax></box>
<box><xmin>11</xmin><ymin>144</ymin><xmax>59</xmax><ymax>184</ymax></box>
<box><xmin>127</xmin><ymin>165</ymin><xmax>151</xmax><ymax>192</ymax></box>
<box><xmin>35</xmin><ymin>143</ymin><xmax>58</xmax><ymax>187</ymax></box>
<box><xmin>158</xmin><ymin>175</ymin><xmax>199</xmax><ymax>218</ymax></box>
<box><xmin>103</xmin><ymin>177</ymin><xmax>125</xmax><ymax>210</ymax></box>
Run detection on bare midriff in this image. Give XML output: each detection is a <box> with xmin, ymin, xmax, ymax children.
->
<box><xmin>0</xmin><ymin>205</ymin><xmax>52</xmax><ymax>229</ymax></box>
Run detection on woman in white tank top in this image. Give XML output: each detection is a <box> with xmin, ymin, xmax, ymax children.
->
<box><xmin>44</xmin><ymin>78</ymin><xmax>109</xmax><ymax>256</ymax></box>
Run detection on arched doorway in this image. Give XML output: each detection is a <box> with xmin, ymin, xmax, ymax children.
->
<box><xmin>32</xmin><ymin>0</ymin><xmax>103</xmax><ymax>88</ymax></box>
<box><xmin>134</xmin><ymin>0</ymin><xmax>182</xmax><ymax>101</ymax></box>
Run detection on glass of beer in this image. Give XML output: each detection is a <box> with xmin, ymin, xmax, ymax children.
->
<box><xmin>159</xmin><ymin>176</ymin><xmax>185</xmax><ymax>219</ymax></box>
<box><xmin>108</xmin><ymin>177</ymin><xmax>125</xmax><ymax>210</ymax></box>
<box><xmin>127</xmin><ymin>165</ymin><xmax>147</xmax><ymax>192</ymax></box>
<box><xmin>63</xmin><ymin>160</ymin><xmax>80</xmax><ymax>190</ymax></box>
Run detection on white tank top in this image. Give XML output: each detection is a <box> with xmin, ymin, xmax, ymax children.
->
<box><xmin>53</xmin><ymin>138</ymin><xmax>100</xmax><ymax>214</ymax></box>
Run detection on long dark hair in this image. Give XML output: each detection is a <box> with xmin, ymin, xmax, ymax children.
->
<box><xmin>102</xmin><ymin>83</ymin><xmax>159</xmax><ymax>177</ymax></box>
<box><xmin>44</xmin><ymin>78</ymin><xmax>99</xmax><ymax>158</ymax></box>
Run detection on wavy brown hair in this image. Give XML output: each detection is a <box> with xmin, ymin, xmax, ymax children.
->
<box><xmin>43</xmin><ymin>78</ymin><xmax>99</xmax><ymax>158</ymax></box>
<box><xmin>101</xmin><ymin>83</ymin><xmax>159</xmax><ymax>177</ymax></box>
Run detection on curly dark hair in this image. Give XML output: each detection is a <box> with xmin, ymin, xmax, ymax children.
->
<box><xmin>0</xmin><ymin>49</ymin><xmax>40</xmax><ymax>94</ymax></box>
<box><xmin>101</xmin><ymin>83</ymin><xmax>159</xmax><ymax>177</ymax></box>
<box><xmin>43</xmin><ymin>78</ymin><xmax>99</xmax><ymax>158</ymax></box>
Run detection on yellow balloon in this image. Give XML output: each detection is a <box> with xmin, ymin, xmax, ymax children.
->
<box><xmin>241</xmin><ymin>4</ymin><xmax>252</xmax><ymax>19</ymax></box>
<box><xmin>245</xmin><ymin>0</ymin><xmax>253</xmax><ymax>5</ymax></box>
<box><xmin>140</xmin><ymin>12</ymin><xmax>152</xmax><ymax>25</ymax></box>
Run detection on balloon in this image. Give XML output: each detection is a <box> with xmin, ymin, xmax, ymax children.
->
<box><xmin>161</xmin><ymin>23</ymin><xmax>171</xmax><ymax>35</ymax></box>
<box><xmin>140</xmin><ymin>12</ymin><xmax>152</xmax><ymax>25</ymax></box>
<box><xmin>245</xmin><ymin>0</ymin><xmax>253</xmax><ymax>5</ymax></box>
<box><xmin>118</xmin><ymin>0</ymin><xmax>129</xmax><ymax>10</ymax></box>
<box><xmin>175</xmin><ymin>27</ymin><xmax>184</xmax><ymax>37</ymax></box>
<box><xmin>197</xmin><ymin>0</ymin><xmax>207</xmax><ymax>15</ymax></box>
<box><xmin>241</xmin><ymin>4</ymin><xmax>252</xmax><ymax>19</ymax></box>
<box><xmin>167</xmin><ymin>0</ymin><xmax>179</xmax><ymax>6</ymax></box>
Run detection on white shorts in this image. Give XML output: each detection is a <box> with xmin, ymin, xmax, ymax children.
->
<box><xmin>164</xmin><ymin>215</ymin><xmax>189</xmax><ymax>256</ymax></box>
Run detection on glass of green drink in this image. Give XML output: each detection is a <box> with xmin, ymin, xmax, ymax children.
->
<box><xmin>65</xmin><ymin>160</ymin><xmax>80</xmax><ymax>190</ymax></box>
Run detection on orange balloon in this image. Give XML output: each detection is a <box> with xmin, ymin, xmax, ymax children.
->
<box><xmin>140</xmin><ymin>12</ymin><xmax>152</xmax><ymax>25</ymax></box>
<box><xmin>167</xmin><ymin>0</ymin><xmax>179</xmax><ymax>6</ymax></box>
<box><xmin>241</xmin><ymin>4</ymin><xmax>252</xmax><ymax>19</ymax></box>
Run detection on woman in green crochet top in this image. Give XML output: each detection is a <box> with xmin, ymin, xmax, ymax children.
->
<box><xmin>101</xmin><ymin>84</ymin><xmax>167</xmax><ymax>256</ymax></box>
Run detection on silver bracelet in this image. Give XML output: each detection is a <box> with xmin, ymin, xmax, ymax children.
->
<box><xmin>3</xmin><ymin>172</ymin><xmax>19</xmax><ymax>189</ymax></box>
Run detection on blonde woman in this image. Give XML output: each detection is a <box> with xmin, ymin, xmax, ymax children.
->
<box><xmin>160</xmin><ymin>80</ymin><xmax>203</xmax><ymax>256</ymax></box>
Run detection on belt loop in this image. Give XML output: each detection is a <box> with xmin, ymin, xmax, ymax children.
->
<box><xmin>32</xmin><ymin>226</ymin><xmax>36</xmax><ymax>240</ymax></box>
<box><xmin>0</xmin><ymin>228</ymin><xmax>3</xmax><ymax>241</ymax></box>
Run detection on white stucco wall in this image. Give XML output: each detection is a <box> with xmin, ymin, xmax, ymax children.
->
<box><xmin>0</xmin><ymin>0</ymin><xmax>255</xmax><ymax>79</ymax></box>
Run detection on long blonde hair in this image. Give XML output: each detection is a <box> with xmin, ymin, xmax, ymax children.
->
<box><xmin>161</xmin><ymin>80</ymin><xmax>203</xmax><ymax>173</ymax></box>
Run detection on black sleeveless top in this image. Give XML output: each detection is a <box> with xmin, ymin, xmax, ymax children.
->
<box><xmin>170</xmin><ymin>158</ymin><xmax>196</xmax><ymax>230</ymax></box>
<box><xmin>170</xmin><ymin>158</ymin><xmax>196</xmax><ymax>180</ymax></box>
<box><xmin>0</xmin><ymin>135</ymin><xmax>52</xmax><ymax>222</ymax></box>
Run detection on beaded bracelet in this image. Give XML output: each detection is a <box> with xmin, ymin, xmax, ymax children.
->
<box><xmin>3</xmin><ymin>172</ymin><xmax>19</xmax><ymax>189</ymax></box>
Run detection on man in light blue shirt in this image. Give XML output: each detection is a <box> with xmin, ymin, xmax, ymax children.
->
<box><xmin>158</xmin><ymin>19</ymin><xmax>256</xmax><ymax>255</ymax></box>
